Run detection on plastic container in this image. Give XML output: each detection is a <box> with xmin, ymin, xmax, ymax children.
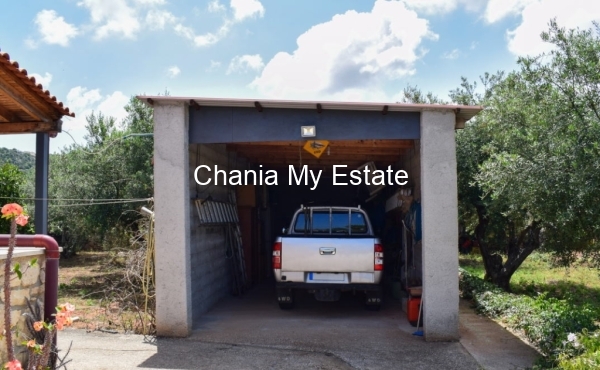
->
<box><xmin>407</xmin><ymin>296</ymin><xmax>421</xmax><ymax>326</ymax></box>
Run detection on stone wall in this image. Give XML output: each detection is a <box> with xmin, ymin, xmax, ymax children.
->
<box><xmin>0</xmin><ymin>248</ymin><xmax>46</xmax><ymax>365</ymax></box>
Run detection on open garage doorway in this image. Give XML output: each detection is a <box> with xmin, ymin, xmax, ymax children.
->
<box><xmin>188</xmin><ymin>138</ymin><xmax>419</xmax><ymax>315</ymax></box>
<box><xmin>223</xmin><ymin>139</ymin><xmax>418</xmax><ymax>289</ymax></box>
<box><xmin>144</xmin><ymin>97</ymin><xmax>482</xmax><ymax>341</ymax></box>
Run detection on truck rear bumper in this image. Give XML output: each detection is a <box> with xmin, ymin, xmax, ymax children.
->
<box><xmin>276</xmin><ymin>282</ymin><xmax>382</xmax><ymax>291</ymax></box>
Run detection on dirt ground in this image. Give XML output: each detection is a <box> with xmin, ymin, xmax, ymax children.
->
<box><xmin>58</xmin><ymin>251</ymin><xmax>150</xmax><ymax>333</ymax></box>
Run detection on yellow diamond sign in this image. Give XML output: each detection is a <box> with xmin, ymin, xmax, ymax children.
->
<box><xmin>303</xmin><ymin>140</ymin><xmax>329</xmax><ymax>158</ymax></box>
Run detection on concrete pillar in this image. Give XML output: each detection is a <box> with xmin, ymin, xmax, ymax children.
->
<box><xmin>420</xmin><ymin>110</ymin><xmax>459</xmax><ymax>341</ymax></box>
<box><xmin>154</xmin><ymin>101</ymin><xmax>192</xmax><ymax>337</ymax></box>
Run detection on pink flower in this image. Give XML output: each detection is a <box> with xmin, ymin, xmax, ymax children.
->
<box><xmin>4</xmin><ymin>359</ymin><xmax>22</xmax><ymax>370</ymax></box>
<box><xmin>33</xmin><ymin>321</ymin><xmax>44</xmax><ymax>332</ymax></box>
<box><xmin>26</xmin><ymin>340</ymin><xmax>36</xmax><ymax>348</ymax></box>
<box><xmin>14</xmin><ymin>214</ymin><xmax>28</xmax><ymax>227</ymax></box>
<box><xmin>55</xmin><ymin>321</ymin><xmax>64</xmax><ymax>331</ymax></box>
<box><xmin>59</xmin><ymin>303</ymin><xmax>75</xmax><ymax>313</ymax></box>
<box><xmin>1</xmin><ymin>203</ymin><xmax>23</xmax><ymax>218</ymax></box>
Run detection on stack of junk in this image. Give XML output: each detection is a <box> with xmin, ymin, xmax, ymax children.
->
<box><xmin>381</xmin><ymin>188</ymin><xmax>423</xmax><ymax>327</ymax></box>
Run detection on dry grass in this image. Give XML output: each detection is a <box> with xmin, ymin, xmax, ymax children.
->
<box><xmin>58</xmin><ymin>251</ymin><xmax>146</xmax><ymax>333</ymax></box>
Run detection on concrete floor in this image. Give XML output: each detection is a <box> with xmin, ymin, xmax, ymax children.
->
<box><xmin>59</xmin><ymin>283</ymin><xmax>539</xmax><ymax>370</ymax></box>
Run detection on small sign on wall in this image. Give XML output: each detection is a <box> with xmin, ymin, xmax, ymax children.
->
<box><xmin>303</xmin><ymin>140</ymin><xmax>329</xmax><ymax>158</ymax></box>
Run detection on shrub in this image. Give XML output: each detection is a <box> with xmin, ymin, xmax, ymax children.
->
<box><xmin>558</xmin><ymin>330</ymin><xmax>600</xmax><ymax>369</ymax></box>
<box><xmin>459</xmin><ymin>268</ymin><xmax>600</xmax><ymax>367</ymax></box>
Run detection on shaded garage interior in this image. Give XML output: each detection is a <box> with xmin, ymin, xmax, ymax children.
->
<box><xmin>189</xmin><ymin>138</ymin><xmax>423</xmax><ymax>321</ymax></box>
<box><xmin>146</xmin><ymin>97</ymin><xmax>481</xmax><ymax>341</ymax></box>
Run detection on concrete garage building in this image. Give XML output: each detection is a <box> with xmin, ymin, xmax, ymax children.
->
<box><xmin>139</xmin><ymin>96</ymin><xmax>482</xmax><ymax>342</ymax></box>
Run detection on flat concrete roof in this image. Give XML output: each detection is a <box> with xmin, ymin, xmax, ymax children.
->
<box><xmin>137</xmin><ymin>96</ymin><xmax>483</xmax><ymax>128</ymax></box>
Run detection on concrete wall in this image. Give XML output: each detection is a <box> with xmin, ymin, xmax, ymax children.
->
<box><xmin>154</xmin><ymin>101</ymin><xmax>192</xmax><ymax>337</ymax></box>
<box><xmin>420</xmin><ymin>110</ymin><xmax>460</xmax><ymax>341</ymax></box>
<box><xmin>0</xmin><ymin>249</ymin><xmax>46</xmax><ymax>365</ymax></box>
<box><xmin>189</xmin><ymin>144</ymin><xmax>247</xmax><ymax>322</ymax></box>
<box><xmin>154</xmin><ymin>103</ymin><xmax>462</xmax><ymax>342</ymax></box>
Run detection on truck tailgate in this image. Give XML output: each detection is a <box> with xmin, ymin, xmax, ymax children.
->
<box><xmin>281</xmin><ymin>237</ymin><xmax>375</xmax><ymax>272</ymax></box>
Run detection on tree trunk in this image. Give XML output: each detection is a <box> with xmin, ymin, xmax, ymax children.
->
<box><xmin>474</xmin><ymin>205</ymin><xmax>540</xmax><ymax>291</ymax></box>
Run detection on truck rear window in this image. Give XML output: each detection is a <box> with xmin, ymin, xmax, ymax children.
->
<box><xmin>351</xmin><ymin>212</ymin><xmax>368</xmax><ymax>234</ymax></box>
<box><xmin>293</xmin><ymin>210</ymin><xmax>368</xmax><ymax>234</ymax></box>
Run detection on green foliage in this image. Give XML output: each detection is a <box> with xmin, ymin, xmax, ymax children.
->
<box><xmin>48</xmin><ymin>96</ymin><xmax>154</xmax><ymax>253</ymax></box>
<box><xmin>460</xmin><ymin>269</ymin><xmax>600</xmax><ymax>367</ymax></box>
<box><xmin>0</xmin><ymin>163</ymin><xmax>25</xmax><ymax>233</ymax></box>
<box><xmin>399</xmin><ymin>84</ymin><xmax>447</xmax><ymax>104</ymax></box>
<box><xmin>12</xmin><ymin>263</ymin><xmax>22</xmax><ymax>280</ymax></box>
<box><xmin>453</xmin><ymin>21</ymin><xmax>600</xmax><ymax>289</ymax></box>
<box><xmin>559</xmin><ymin>329</ymin><xmax>600</xmax><ymax>369</ymax></box>
<box><xmin>0</xmin><ymin>147</ymin><xmax>35</xmax><ymax>171</ymax></box>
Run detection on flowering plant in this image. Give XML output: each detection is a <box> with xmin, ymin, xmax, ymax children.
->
<box><xmin>1</xmin><ymin>203</ymin><xmax>75</xmax><ymax>370</ymax></box>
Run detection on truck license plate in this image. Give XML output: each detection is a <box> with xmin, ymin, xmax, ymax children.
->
<box><xmin>308</xmin><ymin>272</ymin><xmax>345</xmax><ymax>282</ymax></box>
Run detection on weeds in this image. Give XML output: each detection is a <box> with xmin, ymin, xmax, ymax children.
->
<box><xmin>460</xmin><ymin>268</ymin><xmax>600</xmax><ymax>368</ymax></box>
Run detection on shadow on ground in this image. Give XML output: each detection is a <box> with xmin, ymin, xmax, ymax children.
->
<box><xmin>139</xmin><ymin>283</ymin><xmax>480</xmax><ymax>370</ymax></box>
<box><xmin>60</xmin><ymin>282</ymin><xmax>539</xmax><ymax>369</ymax></box>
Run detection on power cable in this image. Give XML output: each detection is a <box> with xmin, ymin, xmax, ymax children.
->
<box><xmin>0</xmin><ymin>196</ymin><xmax>150</xmax><ymax>202</ymax></box>
<box><xmin>62</xmin><ymin>130</ymin><xmax>153</xmax><ymax>156</ymax></box>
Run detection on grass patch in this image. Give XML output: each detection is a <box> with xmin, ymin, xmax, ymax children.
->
<box><xmin>459</xmin><ymin>252</ymin><xmax>600</xmax><ymax>306</ymax></box>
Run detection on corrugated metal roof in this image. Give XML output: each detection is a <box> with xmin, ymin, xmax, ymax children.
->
<box><xmin>0</xmin><ymin>48</ymin><xmax>74</xmax><ymax>119</ymax></box>
<box><xmin>137</xmin><ymin>95</ymin><xmax>483</xmax><ymax>127</ymax></box>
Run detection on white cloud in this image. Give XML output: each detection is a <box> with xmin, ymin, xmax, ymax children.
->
<box><xmin>207</xmin><ymin>60</ymin><xmax>222</xmax><ymax>71</ymax></box>
<box><xmin>29</xmin><ymin>72</ymin><xmax>53</xmax><ymax>88</ymax></box>
<box><xmin>145</xmin><ymin>9</ymin><xmax>177</xmax><ymax>29</ymax></box>
<box><xmin>134</xmin><ymin>0</ymin><xmax>166</xmax><ymax>4</ymax></box>
<box><xmin>484</xmin><ymin>0</ymin><xmax>533</xmax><ymax>23</ymax></box>
<box><xmin>401</xmin><ymin>0</ymin><xmax>484</xmax><ymax>15</ymax></box>
<box><xmin>77</xmin><ymin>0</ymin><xmax>141</xmax><ymax>39</ymax></box>
<box><xmin>496</xmin><ymin>0</ymin><xmax>600</xmax><ymax>56</ymax></box>
<box><xmin>64</xmin><ymin>87</ymin><xmax>129</xmax><ymax>130</ymax></box>
<box><xmin>227</xmin><ymin>54</ymin><xmax>264</xmax><ymax>74</ymax></box>
<box><xmin>230</xmin><ymin>0</ymin><xmax>265</xmax><ymax>22</ymax></box>
<box><xmin>208</xmin><ymin>0</ymin><xmax>226</xmax><ymax>13</ymax></box>
<box><xmin>175</xmin><ymin>0</ymin><xmax>263</xmax><ymax>47</ymax></box>
<box><xmin>167</xmin><ymin>65</ymin><xmax>181</xmax><ymax>78</ymax></box>
<box><xmin>174</xmin><ymin>20</ymin><xmax>231</xmax><ymax>47</ymax></box>
<box><xmin>96</xmin><ymin>91</ymin><xmax>130</xmax><ymax>126</ymax></box>
<box><xmin>34</xmin><ymin>10</ymin><xmax>79</xmax><ymax>47</ymax></box>
<box><xmin>442</xmin><ymin>49</ymin><xmax>460</xmax><ymax>59</ymax></box>
<box><xmin>250</xmin><ymin>0</ymin><xmax>437</xmax><ymax>101</ymax></box>
<box><xmin>77</xmin><ymin>0</ymin><xmax>173</xmax><ymax>38</ymax></box>
<box><xmin>66</xmin><ymin>86</ymin><xmax>102</xmax><ymax>113</ymax></box>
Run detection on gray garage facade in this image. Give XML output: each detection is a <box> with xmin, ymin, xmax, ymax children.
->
<box><xmin>139</xmin><ymin>96</ymin><xmax>481</xmax><ymax>342</ymax></box>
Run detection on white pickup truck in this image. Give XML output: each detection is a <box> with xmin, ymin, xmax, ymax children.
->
<box><xmin>273</xmin><ymin>206</ymin><xmax>383</xmax><ymax>310</ymax></box>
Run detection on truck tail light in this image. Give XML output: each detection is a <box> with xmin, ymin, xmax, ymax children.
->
<box><xmin>374</xmin><ymin>243</ymin><xmax>383</xmax><ymax>271</ymax></box>
<box><xmin>273</xmin><ymin>242</ymin><xmax>282</xmax><ymax>270</ymax></box>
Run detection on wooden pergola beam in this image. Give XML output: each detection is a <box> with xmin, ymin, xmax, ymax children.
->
<box><xmin>0</xmin><ymin>121</ymin><xmax>61</xmax><ymax>134</ymax></box>
<box><xmin>0</xmin><ymin>76</ymin><xmax>50</xmax><ymax>122</ymax></box>
<box><xmin>0</xmin><ymin>104</ymin><xmax>17</xmax><ymax>122</ymax></box>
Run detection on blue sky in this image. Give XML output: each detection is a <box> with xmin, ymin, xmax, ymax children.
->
<box><xmin>1</xmin><ymin>0</ymin><xmax>599</xmax><ymax>153</ymax></box>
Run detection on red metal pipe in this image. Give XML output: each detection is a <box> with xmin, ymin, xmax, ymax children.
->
<box><xmin>0</xmin><ymin>234</ymin><xmax>59</xmax><ymax>322</ymax></box>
